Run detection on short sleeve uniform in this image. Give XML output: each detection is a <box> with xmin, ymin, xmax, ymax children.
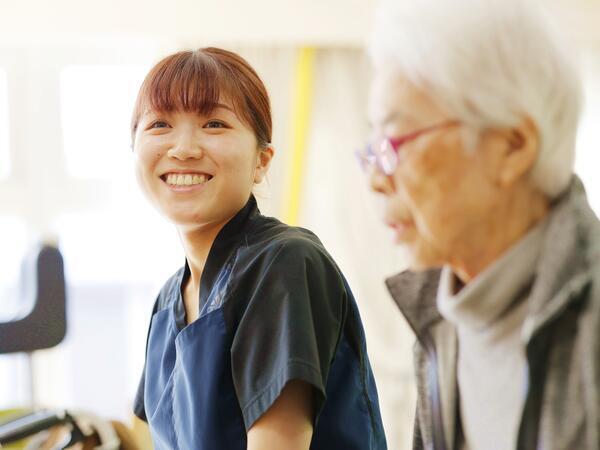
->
<box><xmin>133</xmin><ymin>196</ymin><xmax>387</xmax><ymax>450</ymax></box>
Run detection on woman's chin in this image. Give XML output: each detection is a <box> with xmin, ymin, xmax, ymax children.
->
<box><xmin>163</xmin><ymin>209</ymin><xmax>210</xmax><ymax>228</ymax></box>
<box><xmin>402</xmin><ymin>242</ymin><xmax>444</xmax><ymax>272</ymax></box>
<box><xmin>406</xmin><ymin>259</ymin><xmax>435</xmax><ymax>272</ymax></box>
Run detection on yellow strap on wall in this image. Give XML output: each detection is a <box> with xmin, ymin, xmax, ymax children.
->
<box><xmin>282</xmin><ymin>47</ymin><xmax>316</xmax><ymax>226</ymax></box>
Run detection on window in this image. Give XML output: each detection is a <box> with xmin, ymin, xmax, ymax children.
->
<box><xmin>0</xmin><ymin>216</ymin><xmax>28</xmax><ymax>322</ymax></box>
<box><xmin>575</xmin><ymin>73</ymin><xmax>600</xmax><ymax>214</ymax></box>
<box><xmin>55</xmin><ymin>202</ymin><xmax>183</xmax><ymax>284</ymax></box>
<box><xmin>60</xmin><ymin>65</ymin><xmax>148</xmax><ymax>179</ymax></box>
<box><xmin>0</xmin><ymin>70</ymin><xmax>10</xmax><ymax>179</ymax></box>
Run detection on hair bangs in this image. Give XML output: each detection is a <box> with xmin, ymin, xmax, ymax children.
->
<box><xmin>132</xmin><ymin>51</ymin><xmax>240</xmax><ymax>133</ymax></box>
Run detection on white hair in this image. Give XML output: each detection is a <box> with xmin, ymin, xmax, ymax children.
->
<box><xmin>369</xmin><ymin>0</ymin><xmax>583</xmax><ymax>198</ymax></box>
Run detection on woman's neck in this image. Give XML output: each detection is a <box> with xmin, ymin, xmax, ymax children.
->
<box><xmin>451</xmin><ymin>182</ymin><xmax>550</xmax><ymax>284</ymax></box>
<box><xmin>178</xmin><ymin>220</ymin><xmax>229</xmax><ymax>292</ymax></box>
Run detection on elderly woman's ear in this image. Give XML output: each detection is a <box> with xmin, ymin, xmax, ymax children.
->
<box><xmin>490</xmin><ymin>117</ymin><xmax>540</xmax><ymax>189</ymax></box>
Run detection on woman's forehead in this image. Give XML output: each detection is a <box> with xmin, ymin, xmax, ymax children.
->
<box><xmin>369</xmin><ymin>73</ymin><xmax>447</xmax><ymax>127</ymax></box>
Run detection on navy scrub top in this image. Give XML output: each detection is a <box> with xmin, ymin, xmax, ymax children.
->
<box><xmin>133</xmin><ymin>195</ymin><xmax>387</xmax><ymax>450</ymax></box>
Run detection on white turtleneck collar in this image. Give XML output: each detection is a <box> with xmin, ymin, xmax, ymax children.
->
<box><xmin>436</xmin><ymin>217</ymin><xmax>548</xmax><ymax>331</ymax></box>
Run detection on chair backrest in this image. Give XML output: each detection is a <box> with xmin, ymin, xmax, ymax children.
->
<box><xmin>0</xmin><ymin>244</ymin><xmax>67</xmax><ymax>354</ymax></box>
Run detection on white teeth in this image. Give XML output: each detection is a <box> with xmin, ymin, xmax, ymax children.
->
<box><xmin>165</xmin><ymin>173</ymin><xmax>210</xmax><ymax>187</ymax></box>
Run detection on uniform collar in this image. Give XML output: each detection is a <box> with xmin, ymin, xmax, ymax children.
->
<box><xmin>199</xmin><ymin>194</ymin><xmax>260</xmax><ymax>292</ymax></box>
<box><xmin>210</xmin><ymin>194</ymin><xmax>260</xmax><ymax>244</ymax></box>
<box><xmin>386</xmin><ymin>176</ymin><xmax>595</xmax><ymax>343</ymax></box>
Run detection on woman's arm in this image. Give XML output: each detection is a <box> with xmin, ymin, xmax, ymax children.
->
<box><xmin>246</xmin><ymin>380</ymin><xmax>314</xmax><ymax>450</ymax></box>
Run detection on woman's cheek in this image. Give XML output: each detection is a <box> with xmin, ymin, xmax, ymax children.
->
<box><xmin>398</xmin><ymin>174</ymin><xmax>428</xmax><ymax>218</ymax></box>
<box><xmin>133</xmin><ymin>150</ymin><xmax>158</xmax><ymax>195</ymax></box>
<box><xmin>134</xmin><ymin>165</ymin><xmax>152</xmax><ymax>200</ymax></box>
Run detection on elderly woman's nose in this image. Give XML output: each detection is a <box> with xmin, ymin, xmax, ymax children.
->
<box><xmin>369</xmin><ymin>168</ymin><xmax>394</xmax><ymax>194</ymax></box>
<box><xmin>168</xmin><ymin>131</ymin><xmax>204</xmax><ymax>160</ymax></box>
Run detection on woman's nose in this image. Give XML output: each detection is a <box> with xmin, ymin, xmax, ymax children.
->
<box><xmin>369</xmin><ymin>167</ymin><xmax>394</xmax><ymax>195</ymax></box>
<box><xmin>167</xmin><ymin>132</ymin><xmax>204</xmax><ymax>160</ymax></box>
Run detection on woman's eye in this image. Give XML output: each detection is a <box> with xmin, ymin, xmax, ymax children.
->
<box><xmin>204</xmin><ymin>120</ymin><xmax>226</xmax><ymax>129</ymax></box>
<box><xmin>149</xmin><ymin>121</ymin><xmax>170</xmax><ymax>129</ymax></box>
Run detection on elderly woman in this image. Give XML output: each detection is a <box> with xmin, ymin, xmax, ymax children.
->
<box><xmin>360</xmin><ymin>0</ymin><xmax>600</xmax><ymax>449</ymax></box>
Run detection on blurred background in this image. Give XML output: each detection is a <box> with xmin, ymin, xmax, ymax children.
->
<box><xmin>0</xmin><ymin>0</ymin><xmax>599</xmax><ymax>449</ymax></box>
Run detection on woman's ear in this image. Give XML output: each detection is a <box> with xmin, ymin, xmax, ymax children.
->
<box><xmin>254</xmin><ymin>145</ymin><xmax>275</xmax><ymax>184</ymax></box>
<box><xmin>497</xmin><ymin>116</ymin><xmax>539</xmax><ymax>187</ymax></box>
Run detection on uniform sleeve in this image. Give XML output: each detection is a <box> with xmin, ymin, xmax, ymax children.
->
<box><xmin>133</xmin><ymin>297</ymin><xmax>161</xmax><ymax>422</ymax></box>
<box><xmin>133</xmin><ymin>367</ymin><xmax>147</xmax><ymax>421</ymax></box>
<box><xmin>231</xmin><ymin>239</ymin><xmax>346</xmax><ymax>430</ymax></box>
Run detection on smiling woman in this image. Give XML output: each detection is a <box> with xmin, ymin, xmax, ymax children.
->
<box><xmin>131</xmin><ymin>49</ymin><xmax>272</xmax><ymax>230</ymax></box>
<box><xmin>129</xmin><ymin>48</ymin><xmax>387</xmax><ymax>450</ymax></box>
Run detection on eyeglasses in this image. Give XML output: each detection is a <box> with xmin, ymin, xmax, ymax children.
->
<box><xmin>356</xmin><ymin>120</ymin><xmax>459</xmax><ymax>175</ymax></box>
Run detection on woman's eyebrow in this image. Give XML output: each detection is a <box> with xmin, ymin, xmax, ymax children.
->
<box><xmin>140</xmin><ymin>109</ymin><xmax>162</xmax><ymax>120</ymax></box>
<box><xmin>139</xmin><ymin>105</ymin><xmax>236</xmax><ymax>121</ymax></box>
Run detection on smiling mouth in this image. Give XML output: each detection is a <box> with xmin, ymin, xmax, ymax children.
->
<box><xmin>160</xmin><ymin>173</ymin><xmax>213</xmax><ymax>187</ymax></box>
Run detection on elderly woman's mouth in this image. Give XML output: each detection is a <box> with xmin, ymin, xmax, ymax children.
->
<box><xmin>386</xmin><ymin>220</ymin><xmax>415</xmax><ymax>241</ymax></box>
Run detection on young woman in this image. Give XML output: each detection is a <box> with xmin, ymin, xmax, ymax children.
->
<box><xmin>131</xmin><ymin>48</ymin><xmax>387</xmax><ymax>450</ymax></box>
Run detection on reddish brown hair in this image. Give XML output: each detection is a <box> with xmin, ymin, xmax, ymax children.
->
<box><xmin>131</xmin><ymin>47</ymin><xmax>272</xmax><ymax>148</ymax></box>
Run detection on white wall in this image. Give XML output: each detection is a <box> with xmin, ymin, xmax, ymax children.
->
<box><xmin>0</xmin><ymin>0</ymin><xmax>599</xmax><ymax>47</ymax></box>
<box><xmin>0</xmin><ymin>0</ymin><xmax>377</xmax><ymax>47</ymax></box>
